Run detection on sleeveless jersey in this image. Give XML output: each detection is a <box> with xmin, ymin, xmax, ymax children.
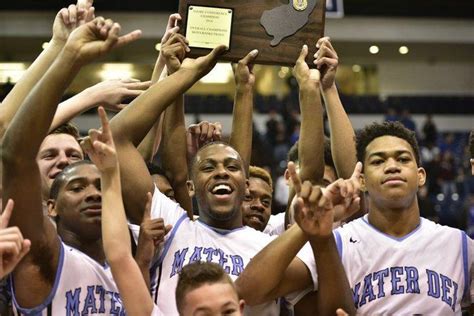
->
<box><xmin>130</xmin><ymin>186</ymin><xmax>317</xmax><ymax>316</ymax></box>
<box><xmin>333</xmin><ymin>215</ymin><xmax>474</xmax><ymax>315</ymax></box>
<box><xmin>12</xmin><ymin>242</ymin><xmax>123</xmax><ymax>315</ymax></box>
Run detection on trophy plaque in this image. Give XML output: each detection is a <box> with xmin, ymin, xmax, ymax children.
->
<box><xmin>178</xmin><ymin>0</ymin><xmax>326</xmax><ymax>66</ymax></box>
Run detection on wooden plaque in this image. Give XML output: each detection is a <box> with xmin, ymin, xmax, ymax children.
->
<box><xmin>178</xmin><ymin>0</ymin><xmax>326</xmax><ymax>66</ymax></box>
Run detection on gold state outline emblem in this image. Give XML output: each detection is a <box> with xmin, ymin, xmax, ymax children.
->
<box><xmin>293</xmin><ymin>0</ymin><xmax>308</xmax><ymax>11</ymax></box>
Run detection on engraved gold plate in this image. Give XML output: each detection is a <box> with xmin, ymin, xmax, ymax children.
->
<box><xmin>186</xmin><ymin>5</ymin><xmax>233</xmax><ymax>50</ymax></box>
<box><xmin>293</xmin><ymin>0</ymin><xmax>308</xmax><ymax>11</ymax></box>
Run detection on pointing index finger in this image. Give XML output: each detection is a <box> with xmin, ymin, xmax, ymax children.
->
<box><xmin>288</xmin><ymin>161</ymin><xmax>302</xmax><ymax>194</ymax></box>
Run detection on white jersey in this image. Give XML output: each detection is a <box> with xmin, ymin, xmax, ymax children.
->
<box><xmin>130</xmin><ymin>186</ymin><xmax>317</xmax><ymax>316</ymax></box>
<box><xmin>333</xmin><ymin>215</ymin><xmax>474</xmax><ymax>315</ymax></box>
<box><xmin>263</xmin><ymin>212</ymin><xmax>286</xmax><ymax>236</ymax></box>
<box><xmin>12</xmin><ymin>242</ymin><xmax>123</xmax><ymax>315</ymax></box>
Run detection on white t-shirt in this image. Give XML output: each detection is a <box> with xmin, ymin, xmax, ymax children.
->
<box><xmin>334</xmin><ymin>215</ymin><xmax>474</xmax><ymax>314</ymax></box>
<box><xmin>12</xmin><ymin>242</ymin><xmax>123</xmax><ymax>315</ymax></box>
<box><xmin>131</xmin><ymin>186</ymin><xmax>318</xmax><ymax>316</ymax></box>
<box><xmin>264</xmin><ymin>212</ymin><xmax>286</xmax><ymax>236</ymax></box>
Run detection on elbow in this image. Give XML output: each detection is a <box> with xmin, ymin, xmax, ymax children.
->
<box><xmin>235</xmin><ymin>279</ymin><xmax>273</xmax><ymax>306</ymax></box>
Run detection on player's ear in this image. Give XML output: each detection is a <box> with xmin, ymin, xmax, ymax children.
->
<box><xmin>360</xmin><ymin>172</ymin><xmax>367</xmax><ymax>192</ymax></box>
<box><xmin>417</xmin><ymin>167</ymin><xmax>426</xmax><ymax>187</ymax></box>
<box><xmin>239</xmin><ymin>299</ymin><xmax>245</xmax><ymax>313</ymax></box>
<box><xmin>284</xmin><ymin>168</ymin><xmax>290</xmax><ymax>185</ymax></box>
<box><xmin>187</xmin><ymin>180</ymin><xmax>195</xmax><ymax>198</ymax></box>
<box><xmin>47</xmin><ymin>199</ymin><xmax>58</xmax><ymax>218</ymax></box>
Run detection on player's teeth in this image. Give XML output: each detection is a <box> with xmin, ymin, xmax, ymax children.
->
<box><xmin>212</xmin><ymin>184</ymin><xmax>231</xmax><ymax>193</ymax></box>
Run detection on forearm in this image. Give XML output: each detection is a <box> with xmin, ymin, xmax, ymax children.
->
<box><xmin>235</xmin><ymin>225</ymin><xmax>307</xmax><ymax>305</ymax></box>
<box><xmin>323</xmin><ymin>84</ymin><xmax>356</xmax><ymax>178</ymax></box>
<box><xmin>159</xmin><ymin>97</ymin><xmax>192</xmax><ymax>215</ymax></box>
<box><xmin>229</xmin><ymin>86</ymin><xmax>254</xmax><ymax>173</ymax></box>
<box><xmin>50</xmin><ymin>87</ymin><xmax>98</xmax><ymax>131</ymax></box>
<box><xmin>137</xmin><ymin>115</ymin><xmax>164</xmax><ymax>163</ymax></box>
<box><xmin>2</xmin><ymin>48</ymin><xmax>81</xmax><ymax>163</ymax></box>
<box><xmin>135</xmin><ymin>257</ymin><xmax>151</xmax><ymax>290</ymax></box>
<box><xmin>101</xmin><ymin>168</ymin><xmax>133</xmax><ymax>262</ymax></box>
<box><xmin>110</xmin><ymin>68</ymin><xmax>199</xmax><ymax>147</ymax></box>
<box><xmin>311</xmin><ymin>235</ymin><xmax>355</xmax><ymax>315</ymax></box>
<box><xmin>299</xmin><ymin>83</ymin><xmax>324</xmax><ymax>184</ymax></box>
<box><xmin>0</xmin><ymin>41</ymin><xmax>64</xmax><ymax>139</ymax></box>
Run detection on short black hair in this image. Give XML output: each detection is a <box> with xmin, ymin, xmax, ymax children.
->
<box><xmin>287</xmin><ymin>138</ymin><xmax>334</xmax><ymax>171</ymax></box>
<box><xmin>287</xmin><ymin>141</ymin><xmax>298</xmax><ymax>163</ymax></box>
<box><xmin>49</xmin><ymin>160</ymin><xmax>95</xmax><ymax>199</ymax></box>
<box><xmin>146</xmin><ymin>162</ymin><xmax>167</xmax><ymax>178</ymax></box>
<box><xmin>190</xmin><ymin>141</ymin><xmax>246</xmax><ymax>179</ymax></box>
<box><xmin>356</xmin><ymin>121</ymin><xmax>421</xmax><ymax>166</ymax></box>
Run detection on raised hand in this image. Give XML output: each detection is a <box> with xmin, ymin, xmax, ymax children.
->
<box><xmin>293</xmin><ymin>44</ymin><xmax>320</xmax><ymax>87</ymax></box>
<box><xmin>329</xmin><ymin>162</ymin><xmax>362</xmax><ymax>222</ymax></box>
<box><xmin>87</xmin><ymin>78</ymin><xmax>152</xmax><ymax>111</ymax></box>
<box><xmin>135</xmin><ymin>193</ymin><xmax>172</xmax><ymax>266</ymax></box>
<box><xmin>180</xmin><ymin>45</ymin><xmax>227</xmax><ymax>79</ymax></box>
<box><xmin>76</xmin><ymin>0</ymin><xmax>95</xmax><ymax>25</ymax></box>
<box><xmin>186</xmin><ymin>121</ymin><xmax>222</xmax><ymax>160</ymax></box>
<box><xmin>81</xmin><ymin>107</ymin><xmax>117</xmax><ymax>172</ymax></box>
<box><xmin>161</xmin><ymin>13</ymin><xmax>182</xmax><ymax>46</ymax></box>
<box><xmin>314</xmin><ymin>37</ymin><xmax>338</xmax><ymax>91</ymax></box>
<box><xmin>0</xmin><ymin>200</ymin><xmax>31</xmax><ymax>278</ymax></box>
<box><xmin>233</xmin><ymin>49</ymin><xmax>258</xmax><ymax>90</ymax></box>
<box><xmin>288</xmin><ymin>162</ymin><xmax>334</xmax><ymax>239</ymax></box>
<box><xmin>64</xmin><ymin>17</ymin><xmax>142</xmax><ymax>65</ymax></box>
<box><xmin>52</xmin><ymin>4</ymin><xmax>95</xmax><ymax>45</ymax></box>
<box><xmin>161</xmin><ymin>33</ymin><xmax>190</xmax><ymax>74</ymax></box>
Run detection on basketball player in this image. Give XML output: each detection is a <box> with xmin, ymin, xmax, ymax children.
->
<box><xmin>108</xmin><ymin>37</ymin><xmax>360</xmax><ymax>313</ymax></box>
<box><xmin>2</xmin><ymin>17</ymin><xmax>142</xmax><ymax>313</ymax></box>
<box><xmin>244</xmin><ymin>121</ymin><xmax>474</xmax><ymax>313</ymax></box>
<box><xmin>241</xmin><ymin>166</ymin><xmax>274</xmax><ymax>232</ymax></box>
<box><xmin>176</xmin><ymin>262</ymin><xmax>245</xmax><ymax>316</ymax></box>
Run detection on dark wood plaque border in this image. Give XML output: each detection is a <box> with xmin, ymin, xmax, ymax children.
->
<box><xmin>178</xmin><ymin>0</ymin><xmax>326</xmax><ymax>66</ymax></box>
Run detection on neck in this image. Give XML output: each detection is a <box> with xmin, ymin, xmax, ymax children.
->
<box><xmin>198</xmin><ymin>211</ymin><xmax>243</xmax><ymax>231</ymax></box>
<box><xmin>58</xmin><ymin>227</ymin><xmax>105</xmax><ymax>264</ymax></box>
<box><xmin>367</xmin><ymin>197</ymin><xmax>420</xmax><ymax>238</ymax></box>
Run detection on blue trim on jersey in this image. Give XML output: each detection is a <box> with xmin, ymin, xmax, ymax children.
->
<box><xmin>196</xmin><ymin>219</ymin><xmax>247</xmax><ymax>235</ymax></box>
<box><xmin>461</xmin><ymin>231</ymin><xmax>468</xmax><ymax>300</ymax></box>
<box><xmin>11</xmin><ymin>241</ymin><xmax>65</xmax><ymax>315</ymax></box>
<box><xmin>333</xmin><ymin>230</ymin><xmax>343</xmax><ymax>258</ymax></box>
<box><xmin>155</xmin><ymin>212</ymin><xmax>188</xmax><ymax>267</ymax></box>
<box><xmin>361</xmin><ymin>215</ymin><xmax>422</xmax><ymax>242</ymax></box>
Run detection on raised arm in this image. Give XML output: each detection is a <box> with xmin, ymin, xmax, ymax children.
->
<box><xmin>157</xmin><ymin>34</ymin><xmax>192</xmax><ymax>215</ymax></box>
<box><xmin>109</xmin><ymin>45</ymin><xmax>226</xmax><ymax>224</ymax></box>
<box><xmin>229</xmin><ymin>50</ymin><xmax>258</xmax><ymax>173</ymax></box>
<box><xmin>50</xmin><ymin>78</ymin><xmax>151</xmax><ymax>132</ymax></box>
<box><xmin>294</xmin><ymin>45</ymin><xmax>325</xmax><ymax>184</ymax></box>
<box><xmin>2</xmin><ymin>17</ymin><xmax>141</xmax><ymax>307</ymax></box>
<box><xmin>83</xmin><ymin>107</ymin><xmax>155</xmax><ymax>315</ymax></box>
<box><xmin>0</xmin><ymin>3</ymin><xmax>94</xmax><ymax>139</ymax></box>
<box><xmin>236</xmin><ymin>162</ymin><xmax>359</xmax><ymax>314</ymax></box>
<box><xmin>316</xmin><ymin>37</ymin><xmax>356</xmax><ymax>179</ymax></box>
<box><xmin>137</xmin><ymin>13</ymin><xmax>181</xmax><ymax>162</ymax></box>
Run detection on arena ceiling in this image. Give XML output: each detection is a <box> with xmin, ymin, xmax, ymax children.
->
<box><xmin>1</xmin><ymin>0</ymin><xmax>473</xmax><ymax>19</ymax></box>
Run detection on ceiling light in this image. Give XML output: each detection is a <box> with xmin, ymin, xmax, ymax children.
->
<box><xmin>369</xmin><ymin>45</ymin><xmax>379</xmax><ymax>54</ymax></box>
<box><xmin>200</xmin><ymin>63</ymin><xmax>233</xmax><ymax>84</ymax></box>
<box><xmin>352</xmin><ymin>64</ymin><xmax>362</xmax><ymax>73</ymax></box>
<box><xmin>99</xmin><ymin>63</ymin><xmax>134</xmax><ymax>80</ymax></box>
<box><xmin>0</xmin><ymin>63</ymin><xmax>27</xmax><ymax>83</ymax></box>
<box><xmin>399</xmin><ymin>46</ymin><xmax>409</xmax><ymax>55</ymax></box>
